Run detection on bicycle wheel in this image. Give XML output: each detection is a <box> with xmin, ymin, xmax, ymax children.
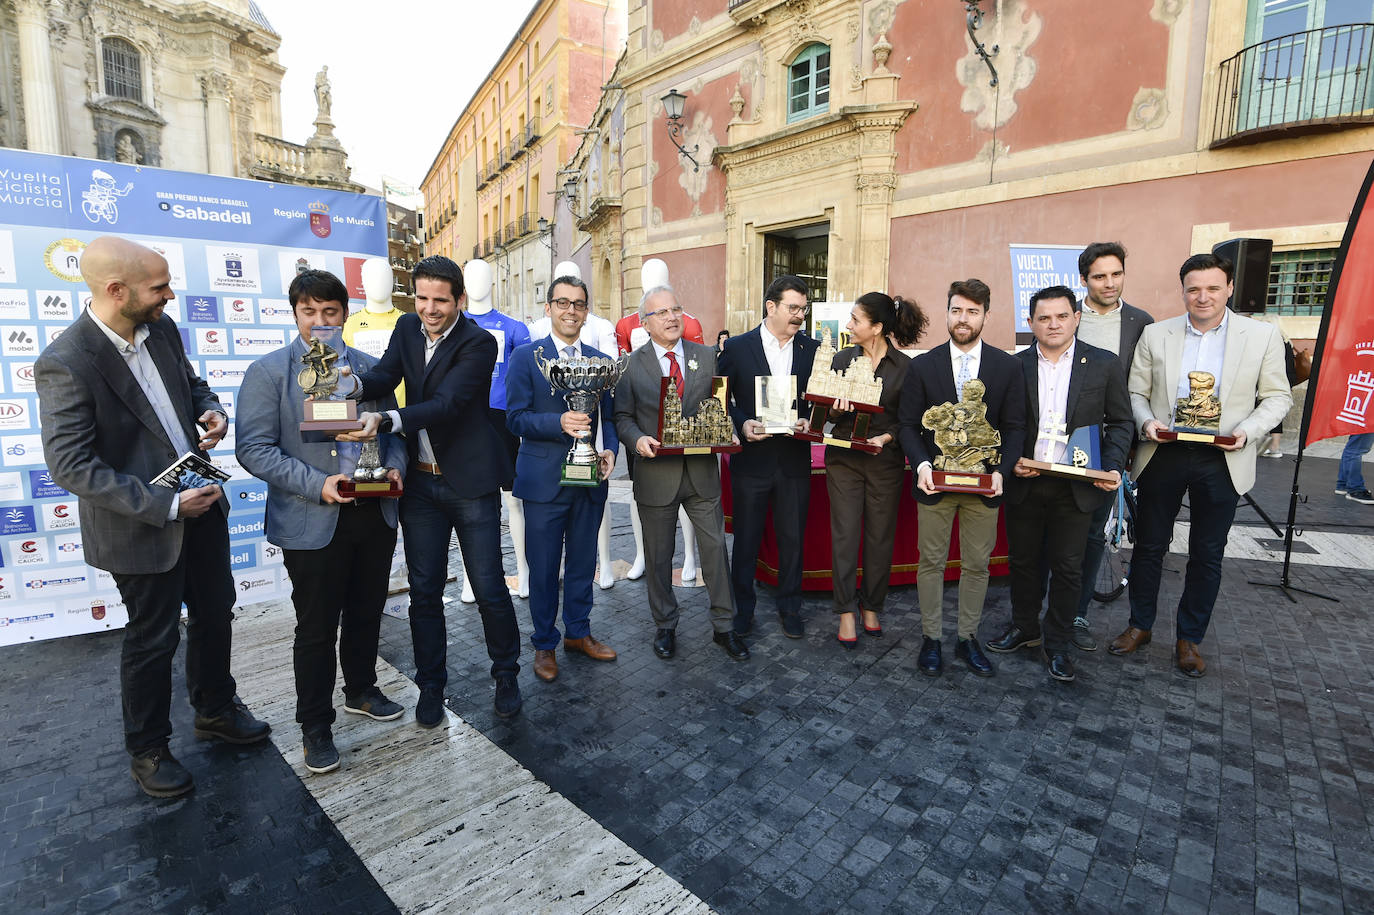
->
<box><xmin>1094</xmin><ymin>547</ymin><xmax>1128</xmax><ymax>603</ymax></box>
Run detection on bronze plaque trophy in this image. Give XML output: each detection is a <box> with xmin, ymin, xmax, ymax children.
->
<box><xmin>1155</xmin><ymin>371</ymin><xmax>1236</xmax><ymax>445</ymax></box>
<box><xmin>535</xmin><ymin>347</ymin><xmax>629</xmax><ymax>486</ymax></box>
<box><xmin>1020</xmin><ymin>414</ymin><xmax>1118</xmax><ymax>483</ymax></box>
<box><xmin>921</xmin><ymin>378</ymin><xmax>1000</xmax><ymax>494</ymax></box>
<box><xmin>298</xmin><ymin>326</ymin><xmax>362</xmax><ymax>434</ymax></box>
<box><xmin>793</xmin><ymin>327</ymin><xmax>884</xmax><ymax>454</ymax></box>
<box><xmin>755</xmin><ymin>375</ymin><xmax>799</xmax><ymax>434</ymax></box>
<box><xmin>654</xmin><ymin>376</ymin><xmax>741</xmax><ymax>455</ymax></box>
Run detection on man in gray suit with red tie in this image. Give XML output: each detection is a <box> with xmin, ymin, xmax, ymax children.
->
<box><xmin>613</xmin><ymin>286</ymin><xmax>747</xmax><ymax>662</ymax></box>
<box><xmin>36</xmin><ymin>236</ymin><xmax>269</xmax><ymax>799</ymax></box>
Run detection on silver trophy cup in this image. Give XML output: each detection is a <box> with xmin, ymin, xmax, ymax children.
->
<box><xmin>534</xmin><ymin>346</ymin><xmax>629</xmax><ymax>486</ymax></box>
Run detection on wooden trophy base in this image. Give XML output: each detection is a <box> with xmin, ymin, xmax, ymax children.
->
<box><xmin>1020</xmin><ymin>459</ymin><xmax>1118</xmax><ymax>484</ymax></box>
<box><xmin>300</xmin><ymin>398</ymin><xmax>362</xmax><ymax>434</ymax></box>
<box><xmin>1156</xmin><ymin>429</ymin><xmax>1237</xmax><ymax>446</ymax></box>
<box><xmin>794</xmin><ymin>395</ymin><xmax>883</xmax><ymax>453</ymax></box>
<box><xmin>931</xmin><ymin>470</ymin><xmax>997</xmax><ymax>495</ymax></box>
<box><xmin>655</xmin><ymin>443</ymin><xmax>743</xmax><ymax>456</ymax></box>
<box><xmin>793</xmin><ymin>430</ymin><xmax>883</xmax><ymax>454</ymax></box>
<box><xmin>560</xmin><ymin>461</ymin><xmax>601</xmax><ymax>487</ymax></box>
<box><xmin>337</xmin><ymin>478</ymin><xmax>403</xmax><ymax>499</ymax></box>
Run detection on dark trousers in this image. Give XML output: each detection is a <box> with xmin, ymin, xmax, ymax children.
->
<box><xmin>1007</xmin><ymin>479</ymin><xmax>1094</xmax><ymax>652</ymax></box>
<box><xmin>401</xmin><ymin>470</ymin><xmax>520</xmax><ymax>689</ymax></box>
<box><xmin>524</xmin><ymin>488</ymin><xmax>606</xmax><ymax>650</ymax></box>
<box><xmin>1076</xmin><ymin>498</ymin><xmax>1113</xmax><ymax>617</ymax></box>
<box><xmin>638</xmin><ymin>473</ymin><xmax>735</xmax><ymax>633</ymax></box>
<box><xmin>281</xmin><ymin>501</ymin><xmax>397</xmax><ymax>729</ymax></box>
<box><xmin>729</xmin><ymin>466</ymin><xmax>810</xmax><ymax>629</ymax></box>
<box><xmin>1128</xmin><ymin>445</ymin><xmax>1238</xmax><ymax>643</ymax></box>
<box><xmin>112</xmin><ymin>513</ymin><xmax>236</xmax><ymax>755</ymax></box>
<box><xmin>826</xmin><ymin>449</ymin><xmax>905</xmax><ymax>614</ymax></box>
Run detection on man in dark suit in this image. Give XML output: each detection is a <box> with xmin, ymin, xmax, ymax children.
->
<box><xmin>613</xmin><ymin>286</ymin><xmax>747</xmax><ymax>661</ymax></box>
<box><xmin>897</xmin><ymin>278</ymin><xmax>1025</xmax><ymax>678</ymax></box>
<box><xmin>505</xmin><ymin>276</ymin><xmax>619</xmax><ymax>683</ymax></box>
<box><xmin>1070</xmin><ymin>241</ymin><xmax>1154</xmax><ymax>650</ymax></box>
<box><xmin>236</xmin><ymin>269</ymin><xmax>408</xmax><ymax>774</ymax></box>
<box><xmin>717</xmin><ymin>275</ymin><xmax>817</xmax><ymax>638</ymax></box>
<box><xmin>987</xmin><ymin>286</ymin><xmax>1133</xmax><ymax>682</ymax></box>
<box><xmin>36</xmin><ymin>236</ymin><xmax>269</xmax><ymax>798</ymax></box>
<box><xmin>346</xmin><ymin>256</ymin><xmax>521</xmax><ymax>724</ymax></box>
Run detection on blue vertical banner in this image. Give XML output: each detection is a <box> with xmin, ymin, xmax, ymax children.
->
<box><xmin>0</xmin><ymin>149</ymin><xmax>386</xmax><ymax>645</ymax></box>
<box><xmin>1008</xmin><ymin>244</ymin><xmax>1088</xmax><ymax>335</ymax></box>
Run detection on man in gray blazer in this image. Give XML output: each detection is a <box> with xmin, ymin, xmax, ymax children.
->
<box><xmin>36</xmin><ymin>236</ymin><xmax>268</xmax><ymax>799</ymax></box>
<box><xmin>236</xmin><ymin>270</ymin><xmax>407</xmax><ymax>775</ymax></box>
<box><xmin>1108</xmin><ymin>252</ymin><xmax>1291</xmax><ymax>677</ymax></box>
<box><xmin>1071</xmin><ymin>242</ymin><xmax>1154</xmax><ymax>650</ymax></box>
<box><xmin>613</xmin><ymin>286</ymin><xmax>747</xmax><ymax>661</ymax></box>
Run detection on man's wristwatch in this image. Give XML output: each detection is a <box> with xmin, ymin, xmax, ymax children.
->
<box><xmin>377</xmin><ymin>414</ymin><xmax>394</xmax><ymax>434</ymax></box>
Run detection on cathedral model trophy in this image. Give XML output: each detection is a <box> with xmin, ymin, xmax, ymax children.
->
<box><xmin>298</xmin><ymin>326</ymin><xmax>362</xmax><ymax>434</ymax></box>
<box><xmin>1155</xmin><ymin>370</ymin><xmax>1236</xmax><ymax>445</ymax></box>
<box><xmin>655</xmin><ymin>377</ymin><xmax>741</xmax><ymax>455</ymax></box>
<box><xmin>921</xmin><ymin>378</ymin><xmax>1000</xmax><ymax>494</ymax></box>
<box><xmin>1019</xmin><ymin>417</ymin><xmax>1118</xmax><ymax>484</ymax></box>
<box><xmin>535</xmin><ymin>347</ymin><xmax>629</xmax><ymax>486</ymax></box>
<box><xmin>793</xmin><ymin>326</ymin><xmax>885</xmax><ymax>454</ymax></box>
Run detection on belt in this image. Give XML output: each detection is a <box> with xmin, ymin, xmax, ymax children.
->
<box><xmin>415</xmin><ymin>461</ymin><xmax>442</xmax><ymax>475</ymax></box>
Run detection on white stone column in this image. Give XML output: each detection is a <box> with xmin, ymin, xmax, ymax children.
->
<box><xmin>202</xmin><ymin>72</ymin><xmax>233</xmax><ymax>176</ymax></box>
<box><xmin>15</xmin><ymin>0</ymin><xmax>63</xmax><ymax>153</ymax></box>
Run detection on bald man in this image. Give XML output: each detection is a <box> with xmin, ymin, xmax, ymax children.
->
<box><xmin>36</xmin><ymin>236</ymin><xmax>269</xmax><ymax>799</ymax></box>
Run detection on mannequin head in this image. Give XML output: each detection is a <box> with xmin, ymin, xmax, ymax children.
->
<box><xmin>640</xmin><ymin>257</ymin><xmax>669</xmax><ymax>290</ymax></box>
<box><xmin>360</xmin><ymin>257</ymin><xmax>394</xmax><ymax>313</ymax></box>
<box><xmin>553</xmin><ymin>260</ymin><xmax>582</xmax><ymax>281</ymax></box>
<box><xmin>463</xmin><ymin>259</ymin><xmax>494</xmax><ymax>313</ymax></box>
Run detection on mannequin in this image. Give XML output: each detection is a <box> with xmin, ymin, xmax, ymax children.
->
<box><xmin>622</xmin><ymin>258</ymin><xmax>701</xmax><ymax>586</ymax></box>
<box><xmin>529</xmin><ymin>261</ymin><xmax>621</xmax><ymax>589</ymax></box>
<box><xmin>460</xmin><ymin>258</ymin><xmax>532</xmax><ymax>601</ymax></box>
<box><xmin>345</xmin><ymin>257</ymin><xmax>407</xmax><ymax>405</ymax></box>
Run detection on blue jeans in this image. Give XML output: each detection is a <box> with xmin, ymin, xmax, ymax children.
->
<box><xmin>1337</xmin><ymin>433</ymin><xmax>1374</xmax><ymax>491</ymax></box>
<box><xmin>401</xmin><ymin>472</ymin><xmax>520</xmax><ymax>689</ymax></box>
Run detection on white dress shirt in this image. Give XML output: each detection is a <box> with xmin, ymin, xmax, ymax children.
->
<box><xmin>760</xmin><ymin>325</ymin><xmax>795</xmax><ymax>381</ymax></box>
<box><xmin>1034</xmin><ymin>340</ymin><xmax>1075</xmax><ymax>464</ymax></box>
<box><xmin>948</xmin><ymin>339</ymin><xmax>984</xmax><ymax>393</ymax></box>
<box><xmin>651</xmin><ymin>339</ymin><xmax>687</xmax><ymax>377</ymax></box>
<box><xmin>386</xmin><ymin>317</ymin><xmax>460</xmax><ymax>465</ymax></box>
<box><xmin>1178</xmin><ymin>309</ymin><xmax>1230</xmax><ymax>401</ymax></box>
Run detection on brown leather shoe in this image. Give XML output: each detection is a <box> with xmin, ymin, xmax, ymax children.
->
<box><xmin>1108</xmin><ymin>626</ymin><xmax>1152</xmax><ymax>656</ymax></box>
<box><xmin>563</xmin><ymin>635</ymin><xmax>617</xmax><ymax>661</ymax></box>
<box><xmin>1176</xmin><ymin>639</ymin><xmax>1207</xmax><ymax>678</ymax></box>
<box><xmin>534</xmin><ymin>649</ymin><xmax>558</xmax><ymax>682</ymax></box>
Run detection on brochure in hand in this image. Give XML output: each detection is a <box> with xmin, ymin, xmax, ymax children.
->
<box><xmin>151</xmin><ymin>452</ymin><xmax>231</xmax><ymax>492</ymax></box>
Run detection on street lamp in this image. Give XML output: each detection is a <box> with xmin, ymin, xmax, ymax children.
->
<box><xmin>660</xmin><ymin>89</ymin><xmax>700</xmax><ymax>172</ymax></box>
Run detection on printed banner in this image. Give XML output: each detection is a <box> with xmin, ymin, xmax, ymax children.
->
<box><xmin>0</xmin><ymin>148</ymin><xmax>392</xmax><ymax>645</ymax></box>
<box><xmin>1008</xmin><ymin>244</ymin><xmax>1087</xmax><ymax>335</ymax></box>
<box><xmin>1301</xmin><ymin>159</ymin><xmax>1374</xmax><ymax>446</ymax></box>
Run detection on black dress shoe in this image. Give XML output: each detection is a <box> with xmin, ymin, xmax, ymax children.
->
<box><xmin>713</xmin><ymin>630</ymin><xmax>750</xmax><ymax>661</ymax></box>
<box><xmin>955</xmin><ymin>637</ymin><xmax>995</xmax><ymax>677</ymax></box>
<box><xmin>653</xmin><ymin>628</ymin><xmax>676</xmax><ymax>659</ymax></box>
<box><xmin>778</xmin><ymin>612</ymin><xmax>805</xmax><ymax>639</ymax></box>
<box><xmin>415</xmin><ymin>688</ymin><xmax>445</xmax><ymax>728</ymax></box>
<box><xmin>1046</xmin><ymin>650</ymin><xmax>1076</xmax><ymax>682</ymax></box>
<box><xmin>493</xmin><ymin>675</ymin><xmax>523</xmax><ymax>719</ymax></box>
<box><xmin>193</xmin><ymin>696</ymin><xmax>271</xmax><ymax>744</ymax></box>
<box><xmin>918</xmin><ymin>637</ymin><xmax>943</xmax><ymax>677</ymax></box>
<box><xmin>986</xmin><ymin>625</ymin><xmax>1043</xmax><ymax>654</ymax></box>
<box><xmin>130</xmin><ymin>746</ymin><xmax>194</xmax><ymax>798</ymax></box>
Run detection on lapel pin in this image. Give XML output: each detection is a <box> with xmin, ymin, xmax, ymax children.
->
<box><xmin>687</xmin><ymin>357</ymin><xmax>699</xmax><ymax>372</ymax></box>
<box><xmin>1080</xmin><ymin>356</ymin><xmax>1087</xmax><ymax>363</ymax></box>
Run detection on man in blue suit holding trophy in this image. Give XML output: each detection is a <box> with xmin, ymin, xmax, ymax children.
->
<box><xmin>506</xmin><ymin>277</ymin><xmax>619</xmax><ymax>683</ymax></box>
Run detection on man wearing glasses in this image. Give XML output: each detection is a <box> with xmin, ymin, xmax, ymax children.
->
<box><xmin>717</xmin><ymin>275</ymin><xmax>818</xmax><ymax>638</ymax></box>
<box><xmin>504</xmin><ymin>278</ymin><xmax>619</xmax><ymax>683</ymax></box>
<box><xmin>614</xmin><ymin>286</ymin><xmax>746</xmax><ymax>661</ymax></box>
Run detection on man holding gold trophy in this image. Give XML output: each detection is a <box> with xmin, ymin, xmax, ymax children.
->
<box><xmin>505</xmin><ymin>277</ymin><xmax>621</xmax><ymax>683</ymax></box>
<box><xmin>1110</xmin><ymin>252</ymin><xmax>1291</xmax><ymax>677</ymax></box>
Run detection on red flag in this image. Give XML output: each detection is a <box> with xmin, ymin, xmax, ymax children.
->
<box><xmin>1302</xmin><ymin>157</ymin><xmax>1374</xmax><ymax>447</ymax></box>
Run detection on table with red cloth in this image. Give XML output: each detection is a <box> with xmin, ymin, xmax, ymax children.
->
<box><xmin>721</xmin><ymin>444</ymin><xmax>1009</xmax><ymax>591</ymax></box>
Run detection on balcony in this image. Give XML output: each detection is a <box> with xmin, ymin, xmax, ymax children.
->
<box><xmin>250</xmin><ymin>134</ymin><xmax>308</xmax><ymax>181</ymax></box>
<box><xmin>1211</xmin><ymin>23</ymin><xmax>1374</xmax><ymax>148</ymax></box>
<box><xmin>523</xmin><ymin>117</ymin><xmax>541</xmax><ymax>146</ymax></box>
<box><xmin>509</xmin><ymin>137</ymin><xmax>525</xmax><ymax>161</ymax></box>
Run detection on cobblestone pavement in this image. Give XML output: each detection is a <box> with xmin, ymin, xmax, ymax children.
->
<box><xmin>3</xmin><ymin>453</ymin><xmax>1372</xmax><ymax>913</ymax></box>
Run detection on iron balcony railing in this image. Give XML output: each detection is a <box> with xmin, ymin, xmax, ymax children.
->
<box><xmin>1212</xmin><ymin>23</ymin><xmax>1374</xmax><ymax>147</ymax></box>
<box><xmin>523</xmin><ymin>117</ymin><xmax>541</xmax><ymax>146</ymax></box>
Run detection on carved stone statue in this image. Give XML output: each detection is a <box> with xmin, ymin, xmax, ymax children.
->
<box><xmin>114</xmin><ymin>134</ymin><xmax>141</xmax><ymax>164</ymax></box>
<box><xmin>314</xmin><ymin>66</ymin><xmax>332</xmax><ymax>118</ymax></box>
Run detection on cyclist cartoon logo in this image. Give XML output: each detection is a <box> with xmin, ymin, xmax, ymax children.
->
<box><xmin>81</xmin><ymin>170</ymin><xmax>132</xmax><ymax>225</ymax></box>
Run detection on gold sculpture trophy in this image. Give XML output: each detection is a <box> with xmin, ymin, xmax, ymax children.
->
<box><xmin>298</xmin><ymin>326</ymin><xmax>362</xmax><ymax>434</ymax></box>
<box><xmin>921</xmin><ymin>378</ymin><xmax>1000</xmax><ymax>495</ymax></box>
<box><xmin>1155</xmin><ymin>370</ymin><xmax>1236</xmax><ymax>445</ymax></box>
<box><xmin>793</xmin><ymin>327</ymin><xmax>885</xmax><ymax>454</ymax></box>
<box><xmin>654</xmin><ymin>377</ymin><xmax>742</xmax><ymax>455</ymax></box>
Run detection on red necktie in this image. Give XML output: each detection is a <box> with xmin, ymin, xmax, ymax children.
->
<box><xmin>665</xmin><ymin>350</ymin><xmax>684</xmax><ymax>392</ymax></box>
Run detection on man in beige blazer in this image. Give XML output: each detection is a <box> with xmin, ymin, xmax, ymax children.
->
<box><xmin>1108</xmin><ymin>252</ymin><xmax>1291</xmax><ymax>676</ymax></box>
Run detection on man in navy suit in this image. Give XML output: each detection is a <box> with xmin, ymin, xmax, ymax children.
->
<box><xmin>237</xmin><ymin>269</ymin><xmax>409</xmax><ymax>774</ymax></box>
<box><xmin>717</xmin><ymin>275</ymin><xmax>818</xmax><ymax>638</ymax></box>
<box><xmin>506</xmin><ymin>277</ymin><xmax>619</xmax><ymax>682</ymax></box>
<box><xmin>346</xmin><ymin>256</ymin><xmax>522</xmax><ymax>724</ymax></box>
<box><xmin>898</xmin><ymin>279</ymin><xmax>1026</xmax><ymax>678</ymax></box>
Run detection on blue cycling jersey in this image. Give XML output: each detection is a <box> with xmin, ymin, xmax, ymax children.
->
<box><xmin>469</xmin><ymin>309</ymin><xmax>530</xmax><ymax>410</ymax></box>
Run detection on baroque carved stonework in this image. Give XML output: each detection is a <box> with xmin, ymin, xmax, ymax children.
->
<box><xmin>1150</xmin><ymin>0</ymin><xmax>1185</xmax><ymax>25</ymax></box>
<box><xmin>727</xmin><ymin>136</ymin><xmax>860</xmax><ymax>185</ymax></box>
<box><xmin>957</xmin><ymin>0</ymin><xmax>1042</xmax><ymax>130</ymax></box>
<box><xmin>856</xmin><ymin>172</ymin><xmax>897</xmax><ymax>205</ymax></box>
<box><xmin>1127</xmin><ymin>87</ymin><xmax>1168</xmax><ymax>130</ymax></box>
